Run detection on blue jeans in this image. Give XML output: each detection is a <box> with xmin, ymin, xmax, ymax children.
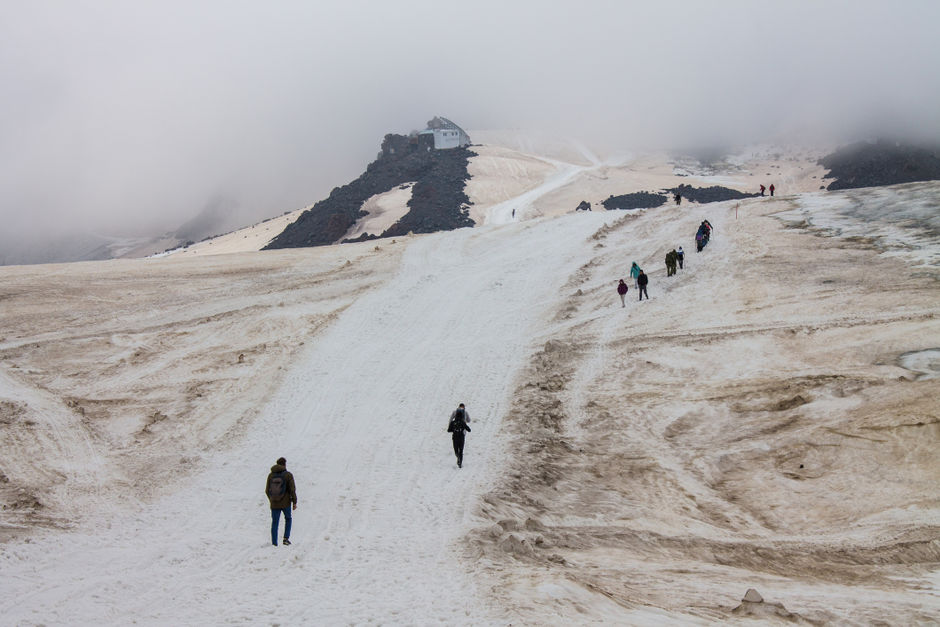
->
<box><xmin>271</xmin><ymin>507</ymin><xmax>292</xmax><ymax>545</ymax></box>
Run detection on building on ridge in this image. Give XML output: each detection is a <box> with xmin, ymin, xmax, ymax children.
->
<box><xmin>421</xmin><ymin>116</ymin><xmax>471</xmax><ymax>150</ymax></box>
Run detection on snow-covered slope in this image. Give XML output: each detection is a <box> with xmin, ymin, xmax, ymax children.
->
<box><xmin>0</xmin><ymin>210</ymin><xmax>623</xmax><ymax>623</ymax></box>
<box><xmin>0</xmin><ymin>175</ymin><xmax>937</xmax><ymax>622</ymax></box>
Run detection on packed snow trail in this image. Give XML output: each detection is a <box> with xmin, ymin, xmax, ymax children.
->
<box><xmin>0</xmin><ymin>212</ymin><xmax>615</xmax><ymax>625</ymax></box>
<box><xmin>482</xmin><ymin>147</ymin><xmax>625</xmax><ymax>225</ymax></box>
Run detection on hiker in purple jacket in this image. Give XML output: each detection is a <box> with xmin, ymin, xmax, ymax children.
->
<box><xmin>617</xmin><ymin>279</ymin><xmax>629</xmax><ymax>307</ymax></box>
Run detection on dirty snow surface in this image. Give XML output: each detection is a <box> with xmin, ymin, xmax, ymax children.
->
<box><xmin>1</xmin><ymin>181</ymin><xmax>939</xmax><ymax>624</ymax></box>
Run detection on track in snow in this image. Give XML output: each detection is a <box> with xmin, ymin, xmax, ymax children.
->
<box><xmin>0</xmin><ymin>212</ymin><xmax>615</xmax><ymax>625</ymax></box>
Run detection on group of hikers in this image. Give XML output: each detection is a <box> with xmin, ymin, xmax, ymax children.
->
<box><xmin>759</xmin><ymin>184</ymin><xmax>775</xmax><ymax>197</ymax></box>
<box><xmin>263</xmin><ymin>217</ymin><xmax>727</xmax><ymax>544</ymax></box>
<box><xmin>617</xmin><ymin>261</ymin><xmax>649</xmax><ymax>305</ymax></box>
<box><xmin>695</xmin><ymin>219</ymin><xmax>713</xmax><ymax>252</ymax></box>
<box><xmin>616</xmin><ymin>219</ymin><xmax>713</xmax><ymax>305</ymax></box>
<box><xmin>264</xmin><ymin>403</ymin><xmax>474</xmax><ymax>544</ymax></box>
<box><xmin>665</xmin><ymin>246</ymin><xmax>684</xmax><ymax>276</ymax></box>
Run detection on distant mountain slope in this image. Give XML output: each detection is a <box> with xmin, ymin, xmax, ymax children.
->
<box><xmin>265</xmin><ymin>132</ymin><xmax>475</xmax><ymax>250</ymax></box>
<box><xmin>820</xmin><ymin>140</ymin><xmax>940</xmax><ymax>190</ymax></box>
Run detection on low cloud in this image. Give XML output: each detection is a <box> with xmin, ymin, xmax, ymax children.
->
<box><xmin>2</xmin><ymin>0</ymin><xmax>938</xmax><ymax>254</ymax></box>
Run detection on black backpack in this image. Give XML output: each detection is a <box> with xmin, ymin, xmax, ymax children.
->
<box><xmin>268</xmin><ymin>471</ymin><xmax>287</xmax><ymax>499</ymax></box>
<box><xmin>448</xmin><ymin>409</ymin><xmax>465</xmax><ymax>433</ymax></box>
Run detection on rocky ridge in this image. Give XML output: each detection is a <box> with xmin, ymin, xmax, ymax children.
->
<box><xmin>820</xmin><ymin>139</ymin><xmax>940</xmax><ymax>190</ymax></box>
<box><xmin>265</xmin><ymin>130</ymin><xmax>475</xmax><ymax>249</ymax></box>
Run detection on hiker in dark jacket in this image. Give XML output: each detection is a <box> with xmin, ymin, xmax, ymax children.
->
<box><xmin>265</xmin><ymin>457</ymin><xmax>297</xmax><ymax>546</ymax></box>
<box><xmin>617</xmin><ymin>279</ymin><xmax>629</xmax><ymax>307</ymax></box>
<box><xmin>676</xmin><ymin>246</ymin><xmax>685</xmax><ymax>269</ymax></box>
<box><xmin>637</xmin><ymin>270</ymin><xmax>649</xmax><ymax>300</ymax></box>
<box><xmin>447</xmin><ymin>403</ymin><xmax>471</xmax><ymax>468</ymax></box>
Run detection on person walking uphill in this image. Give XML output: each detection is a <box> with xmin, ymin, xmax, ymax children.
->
<box><xmin>265</xmin><ymin>457</ymin><xmax>297</xmax><ymax>546</ymax></box>
<box><xmin>676</xmin><ymin>246</ymin><xmax>685</xmax><ymax>269</ymax></box>
<box><xmin>637</xmin><ymin>270</ymin><xmax>649</xmax><ymax>301</ymax></box>
<box><xmin>630</xmin><ymin>262</ymin><xmax>642</xmax><ymax>288</ymax></box>
<box><xmin>617</xmin><ymin>279</ymin><xmax>629</xmax><ymax>307</ymax></box>
<box><xmin>447</xmin><ymin>403</ymin><xmax>471</xmax><ymax>468</ymax></box>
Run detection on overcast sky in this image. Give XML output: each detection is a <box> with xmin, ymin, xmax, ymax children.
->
<box><xmin>2</xmin><ymin>0</ymin><xmax>939</xmax><ymax>245</ymax></box>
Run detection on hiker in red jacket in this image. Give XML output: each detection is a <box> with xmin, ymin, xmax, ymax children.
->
<box><xmin>769</xmin><ymin>184</ymin><xmax>775</xmax><ymax>197</ymax></box>
<box><xmin>759</xmin><ymin>184</ymin><xmax>766</xmax><ymax>196</ymax></box>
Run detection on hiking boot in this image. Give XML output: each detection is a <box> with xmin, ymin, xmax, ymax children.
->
<box><xmin>282</xmin><ymin>538</ymin><xmax>291</xmax><ymax>546</ymax></box>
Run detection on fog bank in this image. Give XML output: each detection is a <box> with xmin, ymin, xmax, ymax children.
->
<box><xmin>1</xmin><ymin>0</ymin><xmax>938</xmax><ymax>258</ymax></box>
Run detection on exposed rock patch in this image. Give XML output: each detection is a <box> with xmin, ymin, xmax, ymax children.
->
<box><xmin>666</xmin><ymin>183</ymin><xmax>756</xmax><ymax>203</ymax></box>
<box><xmin>601</xmin><ymin>191</ymin><xmax>668</xmax><ymax>210</ymax></box>
<box><xmin>266</xmin><ymin>124</ymin><xmax>475</xmax><ymax>249</ymax></box>
<box><xmin>820</xmin><ymin>140</ymin><xmax>940</xmax><ymax>190</ymax></box>
<box><xmin>602</xmin><ymin>184</ymin><xmax>754</xmax><ymax>211</ymax></box>
<box><xmin>731</xmin><ymin>588</ymin><xmax>808</xmax><ymax>623</ymax></box>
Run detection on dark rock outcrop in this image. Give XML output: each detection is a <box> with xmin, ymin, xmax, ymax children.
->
<box><xmin>601</xmin><ymin>192</ymin><xmax>668</xmax><ymax>210</ymax></box>
<box><xmin>575</xmin><ymin>201</ymin><xmax>592</xmax><ymax>211</ymax></box>
<box><xmin>819</xmin><ymin>140</ymin><xmax>940</xmax><ymax>190</ymax></box>
<box><xmin>265</xmin><ymin>132</ymin><xmax>475</xmax><ymax>250</ymax></box>
<box><xmin>666</xmin><ymin>183</ymin><xmax>756</xmax><ymax>203</ymax></box>
<box><xmin>602</xmin><ymin>184</ymin><xmax>753</xmax><ymax>211</ymax></box>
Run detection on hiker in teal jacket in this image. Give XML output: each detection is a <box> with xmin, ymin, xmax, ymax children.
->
<box><xmin>630</xmin><ymin>262</ymin><xmax>642</xmax><ymax>288</ymax></box>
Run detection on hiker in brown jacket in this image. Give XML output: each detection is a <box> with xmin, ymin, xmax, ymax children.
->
<box><xmin>265</xmin><ymin>457</ymin><xmax>297</xmax><ymax>546</ymax></box>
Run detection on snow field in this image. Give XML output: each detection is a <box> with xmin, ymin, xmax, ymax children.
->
<box><xmin>0</xmin><ymin>212</ymin><xmax>617</xmax><ymax>625</ymax></box>
<box><xmin>1</xmin><ymin>144</ymin><xmax>937</xmax><ymax>624</ymax></box>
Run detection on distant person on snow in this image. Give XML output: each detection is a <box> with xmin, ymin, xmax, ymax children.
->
<box><xmin>637</xmin><ymin>270</ymin><xmax>649</xmax><ymax>301</ymax></box>
<box><xmin>769</xmin><ymin>184</ymin><xmax>775</xmax><ymax>197</ymax></box>
<box><xmin>617</xmin><ymin>279</ymin><xmax>629</xmax><ymax>307</ymax></box>
<box><xmin>759</xmin><ymin>184</ymin><xmax>766</xmax><ymax>197</ymax></box>
<box><xmin>674</xmin><ymin>191</ymin><xmax>682</xmax><ymax>206</ymax></box>
<box><xmin>265</xmin><ymin>457</ymin><xmax>297</xmax><ymax>546</ymax></box>
<box><xmin>676</xmin><ymin>246</ymin><xmax>685</xmax><ymax>269</ymax></box>
<box><xmin>447</xmin><ymin>403</ymin><xmax>471</xmax><ymax>468</ymax></box>
<box><xmin>630</xmin><ymin>262</ymin><xmax>642</xmax><ymax>288</ymax></box>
